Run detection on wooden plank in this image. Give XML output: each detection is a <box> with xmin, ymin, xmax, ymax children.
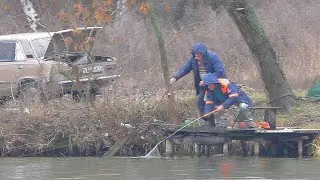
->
<box><xmin>293</xmin><ymin>129</ymin><xmax>320</xmax><ymax>134</ymax></box>
<box><xmin>256</xmin><ymin>129</ymin><xmax>294</xmax><ymax>133</ymax></box>
<box><xmin>291</xmin><ymin>129</ymin><xmax>320</xmax><ymax>131</ymax></box>
<box><xmin>164</xmin><ymin>127</ymin><xmax>320</xmax><ymax>135</ymax></box>
<box><xmin>276</xmin><ymin>127</ymin><xmax>301</xmax><ymax>129</ymax></box>
<box><xmin>103</xmin><ymin>136</ymin><xmax>130</xmax><ymax>157</ymax></box>
<box><xmin>164</xmin><ymin>126</ymin><xmax>258</xmax><ymax>134</ymax></box>
<box><xmin>251</xmin><ymin>107</ymin><xmax>282</xmax><ymax>109</ymax></box>
<box><xmin>227</xmin><ymin>128</ymin><xmax>259</xmax><ymax>132</ymax></box>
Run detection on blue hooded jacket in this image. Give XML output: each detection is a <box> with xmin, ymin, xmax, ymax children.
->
<box><xmin>173</xmin><ymin>43</ymin><xmax>227</xmax><ymax>95</ymax></box>
<box><xmin>202</xmin><ymin>73</ymin><xmax>253</xmax><ymax>109</ymax></box>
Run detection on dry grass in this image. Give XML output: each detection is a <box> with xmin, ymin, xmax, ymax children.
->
<box><xmin>0</xmin><ymin>86</ymin><xmax>318</xmax><ymax>157</ymax></box>
<box><xmin>0</xmin><ymin>91</ymin><xmax>198</xmax><ymax>157</ymax></box>
<box><xmin>0</xmin><ymin>99</ymin><xmax>111</xmax><ymax>156</ymax></box>
<box><xmin>277</xmin><ymin>98</ymin><xmax>320</xmax><ymax>128</ymax></box>
<box><xmin>248</xmin><ymin>90</ymin><xmax>320</xmax><ymax>128</ymax></box>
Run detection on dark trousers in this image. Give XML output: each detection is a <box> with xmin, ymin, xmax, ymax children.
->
<box><xmin>197</xmin><ymin>86</ymin><xmax>206</xmax><ymax>115</ymax></box>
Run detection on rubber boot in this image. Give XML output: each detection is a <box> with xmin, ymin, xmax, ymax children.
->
<box><xmin>244</xmin><ymin>120</ymin><xmax>254</xmax><ymax>128</ymax></box>
<box><xmin>200</xmin><ymin>115</ymin><xmax>216</xmax><ymax>127</ymax></box>
<box><xmin>207</xmin><ymin>115</ymin><xmax>216</xmax><ymax>127</ymax></box>
<box><xmin>238</xmin><ymin>103</ymin><xmax>254</xmax><ymax>128</ymax></box>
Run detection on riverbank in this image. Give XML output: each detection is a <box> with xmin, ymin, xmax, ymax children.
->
<box><xmin>0</xmin><ymin>90</ymin><xmax>319</xmax><ymax>157</ymax></box>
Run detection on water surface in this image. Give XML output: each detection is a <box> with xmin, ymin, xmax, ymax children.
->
<box><xmin>0</xmin><ymin>156</ymin><xmax>319</xmax><ymax>179</ymax></box>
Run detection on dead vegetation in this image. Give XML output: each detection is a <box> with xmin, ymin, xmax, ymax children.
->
<box><xmin>0</xmin><ymin>0</ymin><xmax>319</xmax><ymax>157</ymax></box>
<box><xmin>0</xmin><ymin>90</ymin><xmax>197</xmax><ymax>157</ymax></box>
<box><xmin>0</xmin><ymin>88</ymin><xmax>318</xmax><ymax>157</ymax></box>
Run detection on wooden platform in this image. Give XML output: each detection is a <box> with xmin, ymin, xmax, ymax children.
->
<box><xmin>163</xmin><ymin>126</ymin><xmax>320</xmax><ymax>141</ymax></box>
<box><xmin>162</xmin><ymin>125</ymin><xmax>320</xmax><ymax>157</ymax></box>
<box><xmin>160</xmin><ymin>106</ymin><xmax>318</xmax><ymax>157</ymax></box>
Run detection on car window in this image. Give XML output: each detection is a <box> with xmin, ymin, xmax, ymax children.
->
<box><xmin>31</xmin><ymin>37</ymin><xmax>51</xmax><ymax>59</ymax></box>
<box><xmin>15</xmin><ymin>41</ymin><xmax>26</xmax><ymax>61</ymax></box>
<box><xmin>0</xmin><ymin>41</ymin><xmax>16</xmax><ymax>62</ymax></box>
<box><xmin>0</xmin><ymin>41</ymin><xmax>26</xmax><ymax>61</ymax></box>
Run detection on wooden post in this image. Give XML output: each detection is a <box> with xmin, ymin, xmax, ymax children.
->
<box><xmin>223</xmin><ymin>143</ymin><xmax>229</xmax><ymax>156</ymax></box>
<box><xmin>194</xmin><ymin>143</ymin><xmax>200</xmax><ymax>156</ymax></box>
<box><xmin>298</xmin><ymin>138</ymin><xmax>303</xmax><ymax>158</ymax></box>
<box><xmin>264</xmin><ymin>109</ymin><xmax>277</xmax><ymax>130</ymax></box>
<box><xmin>254</xmin><ymin>141</ymin><xmax>260</xmax><ymax>156</ymax></box>
<box><xmin>69</xmin><ymin>135</ymin><xmax>73</xmax><ymax>155</ymax></box>
<box><xmin>240</xmin><ymin>140</ymin><xmax>248</xmax><ymax>156</ymax></box>
<box><xmin>270</xmin><ymin>141</ymin><xmax>278</xmax><ymax>156</ymax></box>
<box><xmin>165</xmin><ymin>140</ymin><xmax>173</xmax><ymax>155</ymax></box>
<box><xmin>205</xmin><ymin>145</ymin><xmax>210</xmax><ymax>156</ymax></box>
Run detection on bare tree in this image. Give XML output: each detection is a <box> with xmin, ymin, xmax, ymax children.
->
<box><xmin>142</xmin><ymin>2</ymin><xmax>181</xmax><ymax>124</ymax></box>
<box><xmin>211</xmin><ymin>0</ymin><xmax>296</xmax><ymax>112</ymax></box>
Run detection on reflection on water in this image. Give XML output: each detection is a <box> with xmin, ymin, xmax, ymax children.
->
<box><xmin>0</xmin><ymin>156</ymin><xmax>320</xmax><ymax>180</ymax></box>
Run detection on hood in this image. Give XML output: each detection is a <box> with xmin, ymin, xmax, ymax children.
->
<box><xmin>44</xmin><ymin>27</ymin><xmax>102</xmax><ymax>58</ymax></box>
<box><xmin>191</xmin><ymin>42</ymin><xmax>208</xmax><ymax>56</ymax></box>
<box><xmin>203</xmin><ymin>73</ymin><xmax>219</xmax><ymax>86</ymax></box>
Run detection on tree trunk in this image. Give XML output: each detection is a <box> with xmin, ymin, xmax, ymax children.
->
<box><xmin>149</xmin><ymin>8</ymin><xmax>180</xmax><ymax>125</ymax></box>
<box><xmin>221</xmin><ymin>0</ymin><xmax>295</xmax><ymax>112</ymax></box>
<box><xmin>116</xmin><ymin>0</ymin><xmax>126</xmax><ymax>26</ymax></box>
<box><xmin>20</xmin><ymin>0</ymin><xmax>42</xmax><ymax>32</ymax></box>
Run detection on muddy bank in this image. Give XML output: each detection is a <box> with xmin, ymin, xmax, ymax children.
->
<box><xmin>0</xmin><ymin>134</ymin><xmax>155</xmax><ymax>157</ymax></box>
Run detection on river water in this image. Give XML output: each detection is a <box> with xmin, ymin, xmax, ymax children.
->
<box><xmin>0</xmin><ymin>156</ymin><xmax>319</xmax><ymax>180</ymax></box>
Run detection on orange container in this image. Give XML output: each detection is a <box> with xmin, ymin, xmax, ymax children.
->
<box><xmin>260</xmin><ymin>121</ymin><xmax>270</xmax><ymax>129</ymax></box>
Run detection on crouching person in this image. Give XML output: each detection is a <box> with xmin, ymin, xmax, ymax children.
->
<box><xmin>202</xmin><ymin>73</ymin><xmax>254</xmax><ymax>128</ymax></box>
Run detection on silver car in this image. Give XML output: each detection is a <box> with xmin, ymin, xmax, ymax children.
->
<box><xmin>0</xmin><ymin>27</ymin><xmax>118</xmax><ymax>103</ymax></box>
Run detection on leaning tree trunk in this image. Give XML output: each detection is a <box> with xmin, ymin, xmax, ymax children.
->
<box><xmin>149</xmin><ymin>7</ymin><xmax>180</xmax><ymax>125</ymax></box>
<box><xmin>222</xmin><ymin>0</ymin><xmax>295</xmax><ymax>112</ymax></box>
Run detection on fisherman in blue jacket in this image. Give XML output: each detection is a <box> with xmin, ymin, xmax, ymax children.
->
<box><xmin>202</xmin><ymin>73</ymin><xmax>254</xmax><ymax>128</ymax></box>
<box><xmin>170</xmin><ymin>42</ymin><xmax>227</xmax><ymax>117</ymax></box>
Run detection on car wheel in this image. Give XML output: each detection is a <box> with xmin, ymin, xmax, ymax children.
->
<box><xmin>72</xmin><ymin>91</ymin><xmax>81</xmax><ymax>102</ymax></box>
<box><xmin>0</xmin><ymin>96</ymin><xmax>6</xmax><ymax>106</ymax></box>
<box><xmin>18</xmin><ymin>80</ymin><xmax>45</xmax><ymax>104</ymax></box>
<box><xmin>72</xmin><ymin>90</ymin><xmax>95</xmax><ymax>102</ymax></box>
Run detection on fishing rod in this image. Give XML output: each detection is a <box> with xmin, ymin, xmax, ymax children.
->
<box><xmin>144</xmin><ymin>110</ymin><xmax>217</xmax><ymax>158</ymax></box>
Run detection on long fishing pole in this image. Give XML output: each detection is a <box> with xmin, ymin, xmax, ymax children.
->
<box><xmin>144</xmin><ymin>110</ymin><xmax>217</xmax><ymax>158</ymax></box>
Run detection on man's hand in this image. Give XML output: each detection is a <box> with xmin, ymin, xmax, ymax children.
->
<box><xmin>215</xmin><ymin>105</ymin><xmax>224</xmax><ymax>112</ymax></box>
<box><xmin>170</xmin><ymin>78</ymin><xmax>177</xmax><ymax>84</ymax></box>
